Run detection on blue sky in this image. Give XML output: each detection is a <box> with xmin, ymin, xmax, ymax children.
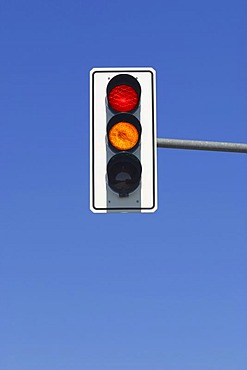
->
<box><xmin>0</xmin><ymin>0</ymin><xmax>246</xmax><ymax>369</ymax></box>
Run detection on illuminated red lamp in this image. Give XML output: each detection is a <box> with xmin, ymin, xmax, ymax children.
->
<box><xmin>107</xmin><ymin>74</ymin><xmax>141</xmax><ymax>113</ymax></box>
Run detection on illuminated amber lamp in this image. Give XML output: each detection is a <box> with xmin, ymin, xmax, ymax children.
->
<box><xmin>107</xmin><ymin>113</ymin><xmax>141</xmax><ymax>152</ymax></box>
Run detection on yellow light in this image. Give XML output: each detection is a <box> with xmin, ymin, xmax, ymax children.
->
<box><xmin>109</xmin><ymin>121</ymin><xmax>139</xmax><ymax>151</ymax></box>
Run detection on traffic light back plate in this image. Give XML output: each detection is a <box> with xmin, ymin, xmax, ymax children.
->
<box><xmin>90</xmin><ymin>67</ymin><xmax>157</xmax><ymax>213</ymax></box>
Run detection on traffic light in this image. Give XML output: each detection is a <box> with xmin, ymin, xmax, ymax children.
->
<box><xmin>90</xmin><ymin>67</ymin><xmax>157</xmax><ymax>213</ymax></box>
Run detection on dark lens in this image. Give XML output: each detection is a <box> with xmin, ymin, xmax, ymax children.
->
<box><xmin>107</xmin><ymin>153</ymin><xmax>142</xmax><ymax>196</ymax></box>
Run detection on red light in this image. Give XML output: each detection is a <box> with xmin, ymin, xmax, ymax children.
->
<box><xmin>108</xmin><ymin>84</ymin><xmax>138</xmax><ymax>112</ymax></box>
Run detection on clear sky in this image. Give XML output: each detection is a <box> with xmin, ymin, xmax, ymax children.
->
<box><xmin>0</xmin><ymin>1</ymin><xmax>246</xmax><ymax>369</ymax></box>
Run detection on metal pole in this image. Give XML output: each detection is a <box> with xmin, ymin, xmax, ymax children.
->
<box><xmin>157</xmin><ymin>138</ymin><xmax>247</xmax><ymax>154</ymax></box>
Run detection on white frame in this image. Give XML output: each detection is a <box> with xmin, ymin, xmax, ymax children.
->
<box><xmin>90</xmin><ymin>67</ymin><xmax>157</xmax><ymax>213</ymax></box>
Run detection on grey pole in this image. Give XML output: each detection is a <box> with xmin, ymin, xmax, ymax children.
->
<box><xmin>157</xmin><ymin>138</ymin><xmax>247</xmax><ymax>154</ymax></box>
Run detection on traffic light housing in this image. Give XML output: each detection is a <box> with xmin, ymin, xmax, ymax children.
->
<box><xmin>90</xmin><ymin>68</ymin><xmax>157</xmax><ymax>213</ymax></box>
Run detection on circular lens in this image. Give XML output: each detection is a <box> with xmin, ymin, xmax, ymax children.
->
<box><xmin>107</xmin><ymin>74</ymin><xmax>141</xmax><ymax>113</ymax></box>
<box><xmin>107</xmin><ymin>153</ymin><xmax>142</xmax><ymax>196</ymax></box>
<box><xmin>107</xmin><ymin>113</ymin><xmax>141</xmax><ymax>153</ymax></box>
<box><xmin>108</xmin><ymin>85</ymin><xmax>138</xmax><ymax>112</ymax></box>
<box><xmin>109</xmin><ymin>121</ymin><xmax>139</xmax><ymax>151</ymax></box>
